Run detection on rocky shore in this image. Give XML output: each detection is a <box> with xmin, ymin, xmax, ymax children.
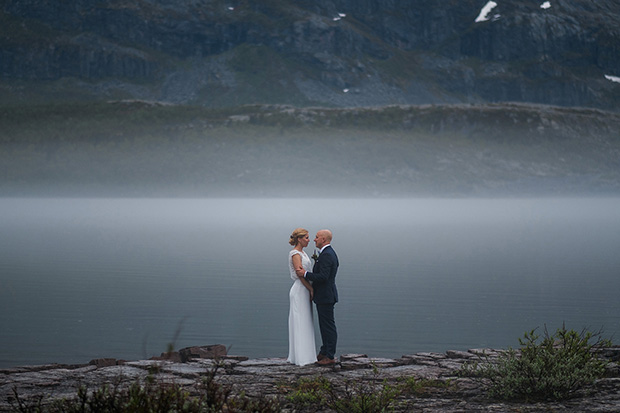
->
<box><xmin>2</xmin><ymin>345</ymin><xmax>620</xmax><ymax>412</ymax></box>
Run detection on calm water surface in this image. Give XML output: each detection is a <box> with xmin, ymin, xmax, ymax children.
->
<box><xmin>1</xmin><ymin>198</ymin><xmax>619</xmax><ymax>368</ymax></box>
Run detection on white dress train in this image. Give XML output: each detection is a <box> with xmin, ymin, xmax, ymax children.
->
<box><xmin>287</xmin><ymin>249</ymin><xmax>317</xmax><ymax>366</ymax></box>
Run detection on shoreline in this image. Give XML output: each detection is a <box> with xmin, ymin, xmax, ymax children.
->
<box><xmin>2</xmin><ymin>346</ymin><xmax>619</xmax><ymax>412</ymax></box>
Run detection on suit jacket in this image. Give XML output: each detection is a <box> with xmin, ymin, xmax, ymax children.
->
<box><xmin>305</xmin><ymin>245</ymin><xmax>339</xmax><ymax>304</ymax></box>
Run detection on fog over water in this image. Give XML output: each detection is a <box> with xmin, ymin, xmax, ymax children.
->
<box><xmin>1</xmin><ymin>197</ymin><xmax>619</xmax><ymax>368</ymax></box>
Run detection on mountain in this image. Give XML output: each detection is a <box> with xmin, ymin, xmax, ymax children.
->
<box><xmin>1</xmin><ymin>0</ymin><xmax>619</xmax><ymax>109</ymax></box>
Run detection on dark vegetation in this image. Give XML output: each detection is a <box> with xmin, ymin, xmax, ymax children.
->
<box><xmin>460</xmin><ymin>325</ymin><xmax>612</xmax><ymax>401</ymax></box>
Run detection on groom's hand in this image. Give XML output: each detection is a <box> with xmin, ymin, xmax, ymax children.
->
<box><xmin>295</xmin><ymin>268</ymin><xmax>306</xmax><ymax>278</ymax></box>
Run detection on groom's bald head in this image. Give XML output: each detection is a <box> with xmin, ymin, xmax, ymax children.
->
<box><xmin>314</xmin><ymin>229</ymin><xmax>332</xmax><ymax>249</ymax></box>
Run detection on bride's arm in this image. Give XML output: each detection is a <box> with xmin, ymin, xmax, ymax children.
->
<box><xmin>292</xmin><ymin>254</ymin><xmax>314</xmax><ymax>299</ymax></box>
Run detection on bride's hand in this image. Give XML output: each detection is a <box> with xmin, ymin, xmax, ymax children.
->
<box><xmin>309</xmin><ymin>287</ymin><xmax>314</xmax><ymax>301</ymax></box>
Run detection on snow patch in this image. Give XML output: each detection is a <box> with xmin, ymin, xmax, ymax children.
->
<box><xmin>540</xmin><ymin>1</ymin><xmax>551</xmax><ymax>9</ymax></box>
<box><xmin>475</xmin><ymin>1</ymin><xmax>498</xmax><ymax>23</ymax></box>
<box><xmin>605</xmin><ymin>75</ymin><xmax>620</xmax><ymax>84</ymax></box>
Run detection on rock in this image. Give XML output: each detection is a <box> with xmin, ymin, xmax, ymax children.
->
<box><xmin>88</xmin><ymin>358</ymin><xmax>125</xmax><ymax>368</ymax></box>
<box><xmin>597</xmin><ymin>347</ymin><xmax>620</xmax><ymax>362</ymax></box>
<box><xmin>1</xmin><ymin>0</ymin><xmax>619</xmax><ymax>109</ymax></box>
<box><xmin>414</xmin><ymin>352</ymin><xmax>448</xmax><ymax>360</ymax></box>
<box><xmin>339</xmin><ymin>353</ymin><xmax>367</xmax><ymax>361</ymax></box>
<box><xmin>467</xmin><ymin>348</ymin><xmax>503</xmax><ymax>358</ymax></box>
<box><xmin>446</xmin><ymin>350</ymin><xmax>476</xmax><ymax>359</ymax></box>
<box><xmin>401</xmin><ymin>354</ymin><xmax>444</xmax><ymax>366</ymax></box>
<box><xmin>338</xmin><ymin>354</ymin><xmax>404</xmax><ymax>370</ymax></box>
<box><xmin>150</xmin><ymin>351</ymin><xmax>182</xmax><ymax>362</ymax></box>
<box><xmin>222</xmin><ymin>355</ymin><xmax>250</xmax><ymax>362</ymax></box>
<box><xmin>178</xmin><ymin>344</ymin><xmax>227</xmax><ymax>362</ymax></box>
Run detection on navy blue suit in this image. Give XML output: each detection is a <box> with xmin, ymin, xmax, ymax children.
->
<box><xmin>305</xmin><ymin>245</ymin><xmax>339</xmax><ymax>359</ymax></box>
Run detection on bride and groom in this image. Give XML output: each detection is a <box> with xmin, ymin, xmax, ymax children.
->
<box><xmin>287</xmin><ymin>228</ymin><xmax>339</xmax><ymax>366</ymax></box>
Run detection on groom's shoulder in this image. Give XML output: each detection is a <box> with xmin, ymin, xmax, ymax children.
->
<box><xmin>325</xmin><ymin>245</ymin><xmax>338</xmax><ymax>257</ymax></box>
<box><xmin>327</xmin><ymin>247</ymin><xmax>339</xmax><ymax>267</ymax></box>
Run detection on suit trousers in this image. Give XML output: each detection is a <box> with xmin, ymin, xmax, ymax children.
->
<box><xmin>316</xmin><ymin>303</ymin><xmax>337</xmax><ymax>359</ymax></box>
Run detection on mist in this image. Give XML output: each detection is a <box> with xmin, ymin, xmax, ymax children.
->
<box><xmin>2</xmin><ymin>103</ymin><xmax>619</xmax><ymax>198</ymax></box>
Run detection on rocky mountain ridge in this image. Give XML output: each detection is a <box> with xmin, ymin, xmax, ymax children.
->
<box><xmin>1</xmin><ymin>0</ymin><xmax>619</xmax><ymax>108</ymax></box>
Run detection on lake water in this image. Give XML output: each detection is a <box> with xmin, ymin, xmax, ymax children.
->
<box><xmin>1</xmin><ymin>198</ymin><xmax>619</xmax><ymax>368</ymax></box>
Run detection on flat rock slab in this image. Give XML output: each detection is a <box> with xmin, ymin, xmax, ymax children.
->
<box><xmin>2</xmin><ymin>349</ymin><xmax>620</xmax><ymax>412</ymax></box>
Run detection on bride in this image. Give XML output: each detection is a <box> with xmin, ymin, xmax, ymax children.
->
<box><xmin>287</xmin><ymin>228</ymin><xmax>317</xmax><ymax>366</ymax></box>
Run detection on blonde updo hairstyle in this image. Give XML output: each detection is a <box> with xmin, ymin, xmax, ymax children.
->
<box><xmin>289</xmin><ymin>228</ymin><xmax>309</xmax><ymax>246</ymax></box>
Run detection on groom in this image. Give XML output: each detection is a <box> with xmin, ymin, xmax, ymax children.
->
<box><xmin>296</xmin><ymin>229</ymin><xmax>339</xmax><ymax>366</ymax></box>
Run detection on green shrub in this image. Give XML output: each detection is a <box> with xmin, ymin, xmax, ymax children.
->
<box><xmin>320</xmin><ymin>365</ymin><xmax>399</xmax><ymax>413</ymax></box>
<box><xmin>283</xmin><ymin>366</ymin><xmax>399</xmax><ymax>413</ymax></box>
<box><xmin>284</xmin><ymin>376</ymin><xmax>331</xmax><ymax>409</ymax></box>
<box><xmin>462</xmin><ymin>325</ymin><xmax>611</xmax><ymax>401</ymax></box>
<box><xmin>323</xmin><ymin>378</ymin><xmax>399</xmax><ymax>413</ymax></box>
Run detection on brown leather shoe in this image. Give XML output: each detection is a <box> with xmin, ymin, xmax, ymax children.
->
<box><xmin>316</xmin><ymin>357</ymin><xmax>336</xmax><ymax>366</ymax></box>
<box><xmin>317</xmin><ymin>353</ymin><xmax>326</xmax><ymax>361</ymax></box>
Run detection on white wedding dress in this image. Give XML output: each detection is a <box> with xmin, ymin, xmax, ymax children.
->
<box><xmin>287</xmin><ymin>249</ymin><xmax>317</xmax><ymax>366</ymax></box>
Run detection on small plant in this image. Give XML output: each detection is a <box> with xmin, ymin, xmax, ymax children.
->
<box><xmin>284</xmin><ymin>376</ymin><xmax>331</xmax><ymax>409</ymax></box>
<box><xmin>322</xmin><ymin>378</ymin><xmax>399</xmax><ymax>413</ymax></box>
<box><xmin>319</xmin><ymin>365</ymin><xmax>399</xmax><ymax>413</ymax></box>
<box><xmin>461</xmin><ymin>325</ymin><xmax>611</xmax><ymax>401</ymax></box>
<box><xmin>399</xmin><ymin>377</ymin><xmax>453</xmax><ymax>396</ymax></box>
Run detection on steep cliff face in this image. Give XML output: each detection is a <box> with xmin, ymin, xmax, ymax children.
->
<box><xmin>1</xmin><ymin>0</ymin><xmax>619</xmax><ymax>109</ymax></box>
